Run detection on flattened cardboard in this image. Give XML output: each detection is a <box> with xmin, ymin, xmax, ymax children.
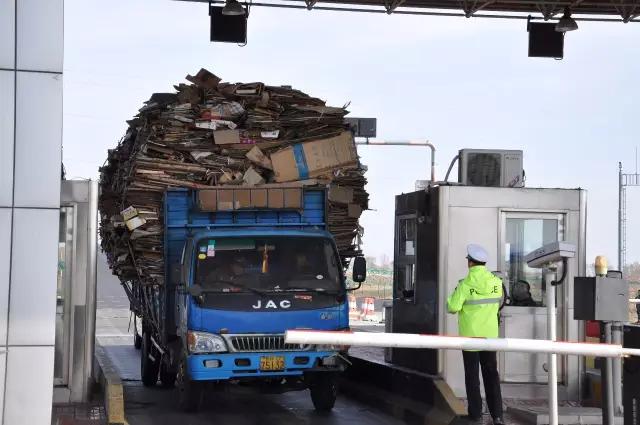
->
<box><xmin>251</xmin><ymin>189</ymin><xmax>268</xmax><ymax>208</ymax></box>
<box><xmin>213</xmin><ymin>129</ymin><xmax>240</xmax><ymax>145</ymax></box>
<box><xmin>198</xmin><ymin>190</ymin><xmax>218</xmax><ymax>211</ymax></box>
<box><xmin>217</xmin><ymin>190</ymin><xmax>235</xmax><ymax>211</ymax></box>
<box><xmin>243</xmin><ymin>167</ymin><xmax>265</xmax><ymax>186</ymax></box>
<box><xmin>328</xmin><ymin>185</ymin><xmax>353</xmax><ymax>204</ymax></box>
<box><xmin>121</xmin><ymin>206</ymin><xmax>138</xmax><ymax>221</ymax></box>
<box><xmin>235</xmin><ymin>189</ymin><xmax>251</xmax><ymax>209</ymax></box>
<box><xmin>284</xmin><ymin>188</ymin><xmax>303</xmax><ymax>209</ymax></box>
<box><xmin>268</xmin><ymin>189</ymin><xmax>285</xmax><ymax>209</ymax></box>
<box><xmin>348</xmin><ymin>203</ymin><xmax>363</xmax><ymax>218</ymax></box>
<box><xmin>271</xmin><ymin>131</ymin><xmax>357</xmax><ymax>182</ymax></box>
<box><xmin>270</xmin><ymin>148</ymin><xmax>298</xmax><ymax>183</ymax></box>
<box><xmin>126</xmin><ymin>216</ymin><xmax>146</xmax><ymax>231</ymax></box>
<box><xmin>246</xmin><ymin>146</ymin><xmax>273</xmax><ymax>170</ymax></box>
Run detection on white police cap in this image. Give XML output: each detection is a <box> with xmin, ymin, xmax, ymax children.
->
<box><xmin>467</xmin><ymin>244</ymin><xmax>489</xmax><ymax>263</ymax></box>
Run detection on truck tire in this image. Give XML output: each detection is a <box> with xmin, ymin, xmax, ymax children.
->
<box><xmin>160</xmin><ymin>361</ymin><xmax>177</xmax><ymax>388</ymax></box>
<box><xmin>141</xmin><ymin>332</ymin><xmax>159</xmax><ymax>387</ymax></box>
<box><xmin>177</xmin><ymin>356</ymin><xmax>202</xmax><ymax>412</ymax></box>
<box><xmin>308</xmin><ymin>373</ymin><xmax>337</xmax><ymax>413</ymax></box>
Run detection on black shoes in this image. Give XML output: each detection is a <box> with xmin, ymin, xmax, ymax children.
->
<box><xmin>492</xmin><ymin>417</ymin><xmax>505</xmax><ymax>425</ymax></box>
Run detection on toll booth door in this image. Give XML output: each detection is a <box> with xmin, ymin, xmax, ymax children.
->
<box><xmin>499</xmin><ymin>212</ymin><xmax>565</xmax><ymax>383</ymax></box>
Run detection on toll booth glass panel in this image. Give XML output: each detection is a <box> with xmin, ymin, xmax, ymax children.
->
<box><xmin>500</xmin><ymin>212</ymin><xmax>564</xmax><ymax>384</ymax></box>
<box><xmin>505</xmin><ymin>218</ymin><xmax>559</xmax><ymax>306</ymax></box>
<box><xmin>55</xmin><ymin>207</ymin><xmax>73</xmax><ymax>386</ymax></box>
<box><xmin>396</xmin><ymin>215</ymin><xmax>417</xmax><ymax>302</ymax></box>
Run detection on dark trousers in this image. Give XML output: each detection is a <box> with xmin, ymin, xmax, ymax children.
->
<box><xmin>462</xmin><ymin>351</ymin><xmax>503</xmax><ymax>420</ymax></box>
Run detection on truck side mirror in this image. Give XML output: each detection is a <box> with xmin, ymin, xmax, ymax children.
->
<box><xmin>352</xmin><ymin>257</ymin><xmax>366</xmax><ymax>284</ymax></box>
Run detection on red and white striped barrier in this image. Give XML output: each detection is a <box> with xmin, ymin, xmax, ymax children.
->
<box><xmin>284</xmin><ymin>330</ymin><xmax>640</xmax><ymax>358</ymax></box>
<box><xmin>360</xmin><ymin>297</ymin><xmax>376</xmax><ymax>321</ymax></box>
<box><xmin>348</xmin><ymin>295</ymin><xmax>360</xmax><ymax>321</ymax></box>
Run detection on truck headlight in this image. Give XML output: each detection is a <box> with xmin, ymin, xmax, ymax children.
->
<box><xmin>187</xmin><ymin>331</ymin><xmax>227</xmax><ymax>354</ymax></box>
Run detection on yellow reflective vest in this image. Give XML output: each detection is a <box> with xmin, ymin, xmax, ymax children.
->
<box><xmin>447</xmin><ymin>265</ymin><xmax>503</xmax><ymax>339</ymax></box>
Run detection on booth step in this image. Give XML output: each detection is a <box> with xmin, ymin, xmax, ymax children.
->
<box><xmin>507</xmin><ymin>406</ymin><xmax>623</xmax><ymax>425</ymax></box>
<box><xmin>93</xmin><ymin>343</ymin><xmax>127</xmax><ymax>425</ymax></box>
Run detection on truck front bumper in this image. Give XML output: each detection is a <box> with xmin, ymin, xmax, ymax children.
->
<box><xmin>187</xmin><ymin>350</ymin><xmax>344</xmax><ymax>381</ymax></box>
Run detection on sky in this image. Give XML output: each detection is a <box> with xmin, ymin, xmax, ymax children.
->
<box><xmin>63</xmin><ymin>0</ymin><xmax>640</xmax><ymax>267</ymax></box>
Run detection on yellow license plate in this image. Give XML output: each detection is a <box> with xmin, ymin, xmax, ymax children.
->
<box><xmin>260</xmin><ymin>356</ymin><xmax>285</xmax><ymax>371</ymax></box>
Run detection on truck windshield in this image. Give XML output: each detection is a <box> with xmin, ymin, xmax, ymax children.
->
<box><xmin>194</xmin><ymin>237</ymin><xmax>342</xmax><ymax>293</ymax></box>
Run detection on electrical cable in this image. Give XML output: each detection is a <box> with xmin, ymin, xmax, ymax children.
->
<box><xmin>551</xmin><ymin>258</ymin><xmax>568</xmax><ymax>286</ymax></box>
<box><xmin>444</xmin><ymin>154</ymin><xmax>459</xmax><ymax>183</ymax></box>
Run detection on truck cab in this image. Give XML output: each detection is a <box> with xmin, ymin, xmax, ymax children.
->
<box><xmin>142</xmin><ymin>188</ymin><xmax>365</xmax><ymax>412</ymax></box>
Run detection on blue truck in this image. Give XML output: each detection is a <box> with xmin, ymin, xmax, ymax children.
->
<box><xmin>135</xmin><ymin>187</ymin><xmax>366</xmax><ymax>412</ymax></box>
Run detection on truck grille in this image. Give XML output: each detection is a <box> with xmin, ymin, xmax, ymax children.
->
<box><xmin>227</xmin><ymin>334</ymin><xmax>309</xmax><ymax>352</ymax></box>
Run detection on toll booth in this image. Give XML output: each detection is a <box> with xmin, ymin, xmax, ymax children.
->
<box><xmin>53</xmin><ymin>180</ymin><xmax>98</xmax><ymax>403</ymax></box>
<box><xmin>392</xmin><ymin>185</ymin><xmax>586</xmax><ymax>400</ymax></box>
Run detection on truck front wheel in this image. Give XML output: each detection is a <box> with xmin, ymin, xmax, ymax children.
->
<box><xmin>308</xmin><ymin>373</ymin><xmax>337</xmax><ymax>413</ymax></box>
<box><xmin>160</xmin><ymin>361</ymin><xmax>177</xmax><ymax>388</ymax></box>
<box><xmin>177</xmin><ymin>357</ymin><xmax>202</xmax><ymax>412</ymax></box>
<box><xmin>141</xmin><ymin>332</ymin><xmax>159</xmax><ymax>387</ymax></box>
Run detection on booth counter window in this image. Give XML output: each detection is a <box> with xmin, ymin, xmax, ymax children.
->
<box><xmin>504</xmin><ymin>215</ymin><xmax>564</xmax><ymax>307</ymax></box>
<box><xmin>396</xmin><ymin>216</ymin><xmax>417</xmax><ymax>302</ymax></box>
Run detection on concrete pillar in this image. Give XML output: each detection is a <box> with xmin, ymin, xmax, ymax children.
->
<box><xmin>0</xmin><ymin>0</ymin><xmax>64</xmax><ymax>424</ymax></box>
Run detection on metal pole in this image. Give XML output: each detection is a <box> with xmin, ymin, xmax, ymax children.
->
<box><xmin>546</xmin><ymin>269</ymin><xmax>558</xmax><ymax>425</ymax></box>
<box><xmin>603</xmin><ymin>322</ymin><xmax>616</xmax><ymax>425</ymax></box>
<box><xmin>612</xmin><ymin>322</ymin><xmax>623</xmax><ymax>416</ymax></box>
<box><xmin>355</xmin><ymin>140</ymin><xmax>436</xmax><ymax>182</ymax></box>
<box><xmin>619</xmin><ymin>162</ymin><xmax>623</xmax><ymax>271</ymax></box>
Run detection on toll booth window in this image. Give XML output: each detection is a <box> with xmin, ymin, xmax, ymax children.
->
<box><xmin>396</xmin><ymin>264</ymin><xmax>415</xmax><ymax>298</ymax></box>
<box><xmin>399</xmin><ymin>219</ymin><xmax>416</xmax><ymax>256</ymax></box>
<box><xmin>505</xmin><ymin>218</ymin><xmax>559</xmax><ymax>306</ymax></box>
<box><xmin>397</xmin><ymin>217</ymin><xmax>417</xmax><ymax>301</ymax></box>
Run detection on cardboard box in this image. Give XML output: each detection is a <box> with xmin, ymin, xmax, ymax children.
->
<box><xmin>328</xmin><ymin>185</ymin><xmax>354</xmax><ymax>204</ymax></box>
<box><xmin>198</xmin><ymin>190</ymin><xmax>218</xmax><ymax>211</ymax></box>
<box><xmin>197</xmin><ymin>187</ymin><xmax>305</xmax><ymax>211</ymax></box>
<box><xmin>348</xmin><ymin>203</ymin><xmax>363</xmax><ymax>218</ymax></box>
<box><xmin>251</xmin><ymin>189</ymin><xmax>268</xmax><ymax>208</ymax></box>
<box><xmin>271</xmin><ymin>131</ymin><xmax>357</xmax><ymax>182</ymax></box>
<box><xmin>284</xmin><ymin>188</ymin><xmax>303</xmax><ymax>209</ymax></box>
<box><xmin>217</xmin><ymin>190</ymin><xmax>235</xmax><ymax>211</ymax></box>
<box><xmin>268</xmin><ymin>189</ymin><xmax>285</xmax><ymax>209</ymax></box>
<box><xmin>213</xmin><ymin>129</ymin><xmax>240</xmax><ymax>145</ymax></box>
<box><xmin>235</xmin><ymin>189</ymin><xmax>251</xmax><ymax>209</ymax></box>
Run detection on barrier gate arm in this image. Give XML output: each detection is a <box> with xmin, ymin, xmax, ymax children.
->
<box><xmin>285</xmin><ymin>330</ymin><xmax>640</xmax><ymax>358</ymax></box>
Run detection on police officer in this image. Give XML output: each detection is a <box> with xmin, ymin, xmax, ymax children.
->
<box><xmin>447</xmin><ymin>244</ymin><xmax>504</xmax><ymax>425</ymax></box>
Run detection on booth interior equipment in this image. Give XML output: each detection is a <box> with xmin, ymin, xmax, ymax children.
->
<box><xmin>392</xmin><ymin>150</ymin><xmax>587</xmax><ymax>400</ymax></box>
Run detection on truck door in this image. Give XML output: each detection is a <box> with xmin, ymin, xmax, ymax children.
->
<box><xmin>498</xmin><ymin>211</ymin><xmax>565</xmax><ymax>384</ymax></box>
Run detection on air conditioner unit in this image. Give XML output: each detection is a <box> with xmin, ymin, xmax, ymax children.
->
<box><xmin>458</xmin><ymin>149</ymin><xmax>524</xmax><ymax>188</ymax></box>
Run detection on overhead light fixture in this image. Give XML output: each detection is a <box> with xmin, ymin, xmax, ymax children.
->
<box><xmin>556</xmin><ymin>7</ymin><xmax>578</xmax><ymax>32</ymax></box>
<box><xmin>222</xmin><ymin>0</ymin><xmax>245</xmax><ymax>16</ymax></box>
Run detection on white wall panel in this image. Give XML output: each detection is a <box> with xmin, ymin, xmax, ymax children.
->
<box><xmin>0</xmin><ymin>71</ymin><xmax>14</xmax><ymax>208</ymax></box>
<box><xmin>8</xmin><ymin>208</ymin><xmax>58</xmax><ymax>346</ymax></box>
<box><xmin>0</xmin><ymin>208</ymin><xmax>10</xmax><ymax>346</ymax></box>
<box><xmin>0</xmin><ymin>351</ymin><xmax>6</xmax><ymax>424</ymax></box>
<box><xmin>14</xmin><ymin>72</ymin><xmax>62</xmax><ymax>208</ymax></box>
<box><xmin>4</xmin><ymin>346</ymin><xmax>53</xmax><ymax>425</ymax></box>
<box><xmin>16</xmin><ymin>0</ymin><xmax>63</xmax><ymax>72</ymax></box>
<box><xmin>0</xmin><ymin>0</ymin><xmax>15</xmax><ymax>69</ymax></box>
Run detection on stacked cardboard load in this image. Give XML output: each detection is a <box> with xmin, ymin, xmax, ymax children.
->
<box><xmin>99</xmin><ymin>69</ymin><xmax>368</xmax><ymax>286</ymax></box>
